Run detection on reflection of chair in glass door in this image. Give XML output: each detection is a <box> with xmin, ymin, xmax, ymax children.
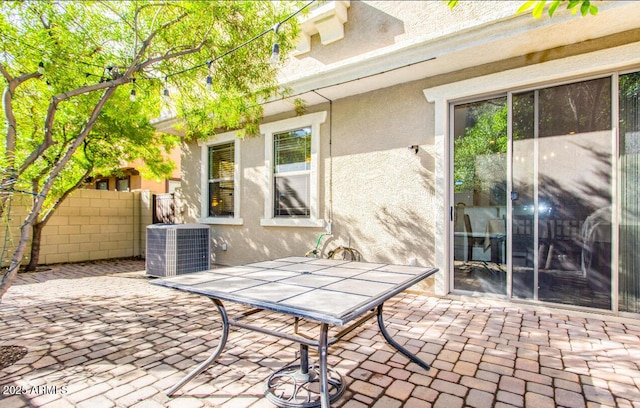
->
<box><xmin>485</xmin><ymin>219</ymin><xmax>506</xmax><ymax>266</ymax></box>
<box><xmin>462</xmin><ymin>214</ymin><xmax>505</xmax><ymax>279</ymax></box>
<box><xmin>463</xmin><ymin>214</ymin><xmax>484</xmax><ymax>262</ymax></box>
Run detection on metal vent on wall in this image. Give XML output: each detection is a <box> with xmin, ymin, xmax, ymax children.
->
<box><xmin>146</xmin><ymin>224</ymin><xmax>210</xmax><ymax>277</ymax></box>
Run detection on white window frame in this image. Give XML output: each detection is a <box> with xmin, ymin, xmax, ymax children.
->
<box><xmin>260</xmin><ymin>111</ymin><xmax>327</xmax><ymax>228</ymax></box>
<box><xmin>198</xmin><ymin>131</ymin><xmax>243</xmax><ymax>225</ymax></box>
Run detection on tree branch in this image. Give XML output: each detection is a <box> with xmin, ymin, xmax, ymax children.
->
<box><xmin>2</xmin><ymin>4</ymin><xmax>200</xmax><ymax>298</ymax></box>
<box><xmin>40</xmin><ymin>167</ymin><xmax>92</xmax><ymax>225</ymax></box>
<box><xmin>18</xmin><ymin>76</ymin><xmax>130</xmax><ymax>175</ymax></box>
<box><xmin>2</xmin><ymin>64</ymin><xmax>42</xmax><ymax>174</ymax></box>
<box><xmin>14</xmin><ymin>8</ymin><xmax>192</xmax><ymax>177</ymax></box>
<box><xmin>140</xmin><ymin>40</ymin><xmax>208</xmax><ymax>70</ymax></box>
<box><xmin>0</xmin><ymin>63</ymin><xmax>14</xmax><ymax>83</ymax></box>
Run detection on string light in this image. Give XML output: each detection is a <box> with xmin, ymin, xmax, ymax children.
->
<box><xmin>129</xmin><ymin>78</ymin><xmax>136</xmax><ymax>102</ymax></box>
<box><xmin>7</xmin><ymin>1</ymin><xmax>317</xmax><ymax>103</ymax></box>
<box><xmin>163</xmin><ymin>76</ymin><xmax>169</xmax><ymax>98</ymax></box>
<box><xmin>270</xmin><ymin>23</ymin><xmax>281</xmax><ymax>65</ymax></box>
<box><xmin>165</xmin><ymin>1</ymin><xmax>315</xmax><ymax>81</ymax></box>
<box><xmin>206</xmin><ymin>62</ymin><xmax>213</xmax><ymax>90</ymax></box>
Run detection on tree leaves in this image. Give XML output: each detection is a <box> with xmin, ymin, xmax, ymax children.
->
<box><xmin>516</xmin><ymin>0</ymin><xmax>598</xmax><ymax>18</ymax></box>
<box><xmin>445</xmin><ymin>0</ymin><xmax>599</xmax><ymax>18</ymax></box>
<box><xmin>1</xmin><ymin>1</ymin><xmax>302</xmax><ymax>202</ymax></box>
<box><xmin>1</xmin><ymin>1</ymin><xmax>304</xmax><ymax>295</ymax></box>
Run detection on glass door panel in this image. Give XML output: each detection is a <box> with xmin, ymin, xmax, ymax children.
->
<box><xmin>619</xmin><ymin>72</ymin><xmax>640</xmax><ymax>313</ymax></box>
<box><xmin>511</xmin><ymin>78</ymin><xmax>613</xmax><ymax>309</ymax></box>
<box><xmin>511</xmin><ymin>91</ymin><xmax>535</xmax><ymax>299</ymax></box>
<box><xmin>453</xmin><ymin>97</ymin><xmax>507</xmax><ymax>295</ymax></box>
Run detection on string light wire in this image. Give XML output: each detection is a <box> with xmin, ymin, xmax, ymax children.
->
<box><xmin>0</xmin><ymin>1</ymin><xmax>316</xmax><ymax>97</ymax></box>
<box><xmin>164</xmin><ymin>0</ymin><xmax>315</xmax><ymax>80</ymax></box>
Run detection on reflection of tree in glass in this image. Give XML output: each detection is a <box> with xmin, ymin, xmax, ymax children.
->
<box><xmin>538</xmin><ymin>78</ymin><xmax>611</xmax><ymax>137</ymax></box>
<box><xmin>274</xmin><ymin>128</ymin><xmax>311</xmax><ymax>172</ymax></box>
<box><xmin>453</xmin><ymin>99</ymin><xmax>507</xmax><ymax>194</ymax></box>
<box><xmin>619</xmin><ymin>72</ymin><xmax>640</xmax><ymax>139</ymax></box>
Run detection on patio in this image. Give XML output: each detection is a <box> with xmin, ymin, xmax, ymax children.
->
<box><xmin>1</xmin><ymin>259</ymin><xmax>639</xmax><ymax>408</ymax></box>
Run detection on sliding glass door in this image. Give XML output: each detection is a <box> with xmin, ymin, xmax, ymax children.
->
<box><xmin>451</xmin><ymin>74</ymin><xmax>640</xmax><ymax>312</ymax></box>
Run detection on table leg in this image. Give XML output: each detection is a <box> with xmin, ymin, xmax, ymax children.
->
<box><xmin>264</xmin><ymin>325</ymin><xmax>345</xmax><ymax>407</ymax></box>
<box><xmin>318</xmin><ymin>323</ymin><xmax>330</xmax><ymax>408</ymax></box>
<box><xmin>299</xmin><ymin>344</ymin><xmax>310</xmax><ymax>379</ymax></box>
<box><xmin>376</xmin><ymin>304</ymin><xmax>430</xmax><ymax>372</ymax></box>
<box><xmin>166</xmin><ymin>298</ymin><xmax>230</xmax><ymax>396</ymax></box>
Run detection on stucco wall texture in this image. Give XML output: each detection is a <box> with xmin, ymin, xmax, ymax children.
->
<box><xmin>281</xmin><ymin>1</ymin><xmax>516</xmax><ymax>83</ymax></box>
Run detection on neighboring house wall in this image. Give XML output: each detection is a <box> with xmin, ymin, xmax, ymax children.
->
<box><xmin>1</xmin><ymin>189</ymin><xmax>153</xmax><ymax>266</ymax></box>
<box><xmin>89</xmin><ymin>145</ymin><xmax>182</xmax><ymax>194</ymax></box>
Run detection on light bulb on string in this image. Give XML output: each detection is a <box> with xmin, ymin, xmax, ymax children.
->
<box><xmin>270</xmin><ymin>43</ymin><xmax>280</xmax><ymax>65</ymax></box>
<box><xmin>270</xmin><ymin>23</ymin><xmax>281</xmax><ymax>65</ymax></box>
<box><xmin>206</xmin><ymin>61</ymin><xmax>213</xmax><ymax>90</ymax></box>
<box><xmin>130</xmin><ymin>78</ymin><xmax>137</xmax><ymax>102</ymax></box>
<box><xmin>162</xmin><ymin>76</ymin><xmax>170</xmax><ymax>99</ymax></box>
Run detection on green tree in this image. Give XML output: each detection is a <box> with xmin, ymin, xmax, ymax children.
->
<box><xmin>1</xmin><ymin>1</ymin><xmax>304</xmax><ymax>298</ymax></box>
<box><xmin>445</xmin><ymin>0</ymin><xmax>599</xmax><ymax>18</ymax></box>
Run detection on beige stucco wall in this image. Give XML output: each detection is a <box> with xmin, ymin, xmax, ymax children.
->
<box><xmin>1</xmin><ymin>189</ymin><xmax>152</xmax><ymax>267</ymax></box>
<box><xmin>180</xmin><ymin>78</ymin><xmax>438</xmax><ymax>292</ymax></box>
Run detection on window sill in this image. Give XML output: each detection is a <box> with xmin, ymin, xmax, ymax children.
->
<box><xmin>198</xmin><ymin>217</ymin><xmax>244</xmax><ymax>226</ymax></box>
<box><xmin>260</xmin><ymin>218</ymin><xmax>325</xmax><ymax>228</ymax></box>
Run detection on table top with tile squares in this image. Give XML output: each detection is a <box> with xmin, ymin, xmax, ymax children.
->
<box><xmin>151</xmin><ymin>257</ymin><xmax>438</xmax><ymax>326</ymax></box>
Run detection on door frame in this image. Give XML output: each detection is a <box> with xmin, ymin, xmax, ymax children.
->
<box><xmin>446</xmin><ymin>76</ymin><xmax>620</xmax><ymax>311</ymax></box>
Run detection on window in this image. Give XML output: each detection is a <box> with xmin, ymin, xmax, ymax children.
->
<box><xmin>96</xmin><ymin>180</ymin><xmax>108</xmax><ymax>190</ymax></box>
<box><xmin>424</xmin><ymin>46</ymin><xmax>640</xmax><ymax>302</ymax></box>
<box><xmin>618</xmin><ymin>71</ymin><xmax>640</xmax><ymax>313</ymax></box>
<box><xmin>208</xmin><ymin>143</ymin><xmax>234</xmax><ymax>217</ymax></box>
<box><xmin>261</xmin><ymin>111</ymin><xmax>326</xmax><ymax>227</ymax></box>
<box><xmin>167</xmin><ymin>179</ymin><xmax>181</xmax><ymax>194</ymax></box>
<box><xmin>116</xmin><ymin>178</ymin><xmax>129</xmax><ymax>192</ymax></box>
<box><xmin>274</xmin><ymin>127</ymin><xmax>312</xmax><ymax>217</ymax></box>
<box><xmin>198</xmin><ymin>131</ymin><xmax>243</xmax><ymax>225</ymax></box>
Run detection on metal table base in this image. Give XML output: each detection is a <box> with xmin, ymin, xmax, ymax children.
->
<box><xmin>165</xmin><ymin>299</ymin><xmax>431</xmax><ymax>408</ymax></box>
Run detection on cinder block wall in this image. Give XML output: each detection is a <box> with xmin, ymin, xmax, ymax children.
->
<box><xmin>1</xmin><ymin>189</ymin><xmax>153</xmax><ymax>267</ymax></box>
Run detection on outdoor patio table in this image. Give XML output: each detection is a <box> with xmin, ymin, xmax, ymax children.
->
<box><xmin>150</xmin><ymin>256</ymin><xmax>438</xmax><ymax>408</ymax></box>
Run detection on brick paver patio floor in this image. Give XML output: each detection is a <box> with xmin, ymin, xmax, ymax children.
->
<box><xmin>1</xmin><ymin>259</ymin><xmax>639</xmax><ymax>408</ymax></box>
